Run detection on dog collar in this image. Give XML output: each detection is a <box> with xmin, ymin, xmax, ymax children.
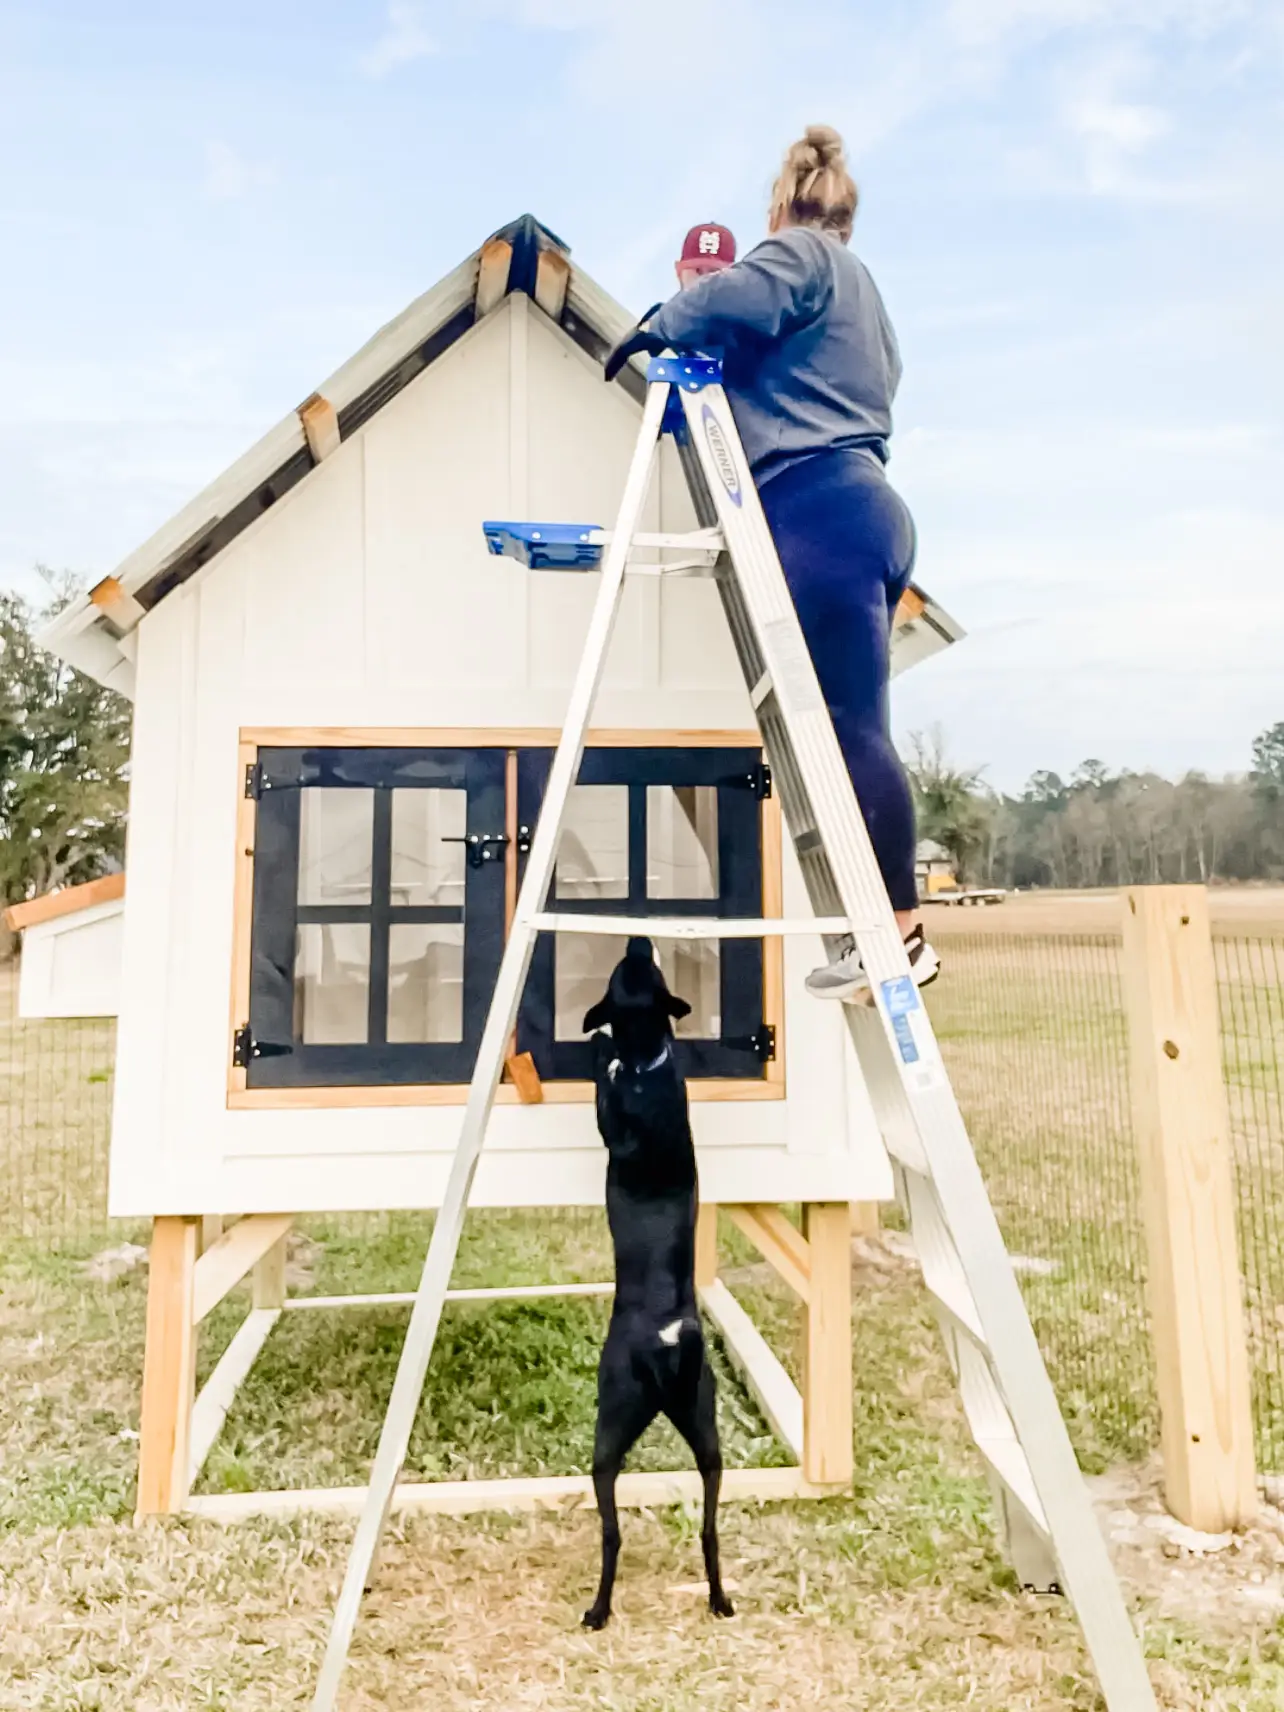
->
<box><xmin>608</xmin><ymin>1043</ymin><xmax>670</xmax><ymax>1081</ymax></box>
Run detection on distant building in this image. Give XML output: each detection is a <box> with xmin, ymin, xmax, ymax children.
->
<box><xmin>4</xmin><ymin>874</ymin><xmax>125</xmax><ymax>1019</ymax></box>
<box><xmin>915</xmin><ymin>840</ymin><xmax>957</xmax><ymax>897</ymax></box>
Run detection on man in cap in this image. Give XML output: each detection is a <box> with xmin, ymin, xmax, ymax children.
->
<box><xmin>675</xmin><ymin>222</ymin><xmax>736</xmax><ymax>291</ymax></box>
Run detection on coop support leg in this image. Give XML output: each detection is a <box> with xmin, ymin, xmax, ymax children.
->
<box><xmin>801</xmin><ymin>1202</ymin><xmax>853</xmax><ymax>1488</ymax></box>
<box><xmin>253</xmin><ymin>1233</ymin><xmax>288</xmax><ymax>1308</ymax></box>
<box><xmin>695</xmin><ymin>1204</ymin><xmax>718</xmax><ymax>1290</ymax></box>
<box><xmin>137</xmin><ymin>1215</ymin><xmax>199</xmax><ymax>1517</ymax></box>
<box><xmin>850</xmin><ymin>1201</ymin><xmax>881</xmax><ymax>1238</ymax></box>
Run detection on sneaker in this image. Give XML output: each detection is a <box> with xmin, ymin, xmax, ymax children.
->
<box><xmin>805</xmin><ymin>923</ymin><xmax>941</xmax><ymax>1003</ymax></box>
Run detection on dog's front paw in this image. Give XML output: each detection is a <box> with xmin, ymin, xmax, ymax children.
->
<box><xmin>582</xmin><ymin>1605</ymin><xmax>611</xmax><ymax>1631</ymax></box>
<box><xmin>708</xmin><ymin>1590</ymin><xmax>735</xmax><ymax>1619</ymax></box>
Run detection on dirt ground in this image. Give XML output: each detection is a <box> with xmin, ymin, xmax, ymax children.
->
<box><xmin>925</xmin><ymin>886</ymin><xmax>1284</xmax><ymax>937</ymax></box>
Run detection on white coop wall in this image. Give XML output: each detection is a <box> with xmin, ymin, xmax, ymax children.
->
<box><xmin>18</xmin><ymin>900</ymin><xmax>124</xmax><ymax>1019</ymax></box>
<box><xmin>108</xmin><ymin>294</ymin><xmax>892</xmax><ymax>1219</ymax></box>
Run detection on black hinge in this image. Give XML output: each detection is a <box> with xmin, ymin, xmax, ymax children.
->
<box><xmin>726</xmin><ymin>1024</ymin><xmax>776</xmax><ymax>1062</ymax></box>
<box><xmin>751</xmin><ymin>1023</ymin><xmax>776</xmax><ymax>1062</ymax></box>
<box><xmin>244</xmin><ymin>762</ymin><xmax>269</xmax><ymax>800</ymax></box>
<box><xmin>232</xmin><ymin>1025</ymin><xmax>292</xmax><ymax>1067</ymax></box>
<box><xmin>738</xmin><ymin>761</ymin><xmax>772</xmax><ymax>800</ymax></box>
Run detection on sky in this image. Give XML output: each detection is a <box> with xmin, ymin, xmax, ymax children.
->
<box><xmin>0</xmin><ymin>0</ymin><xmax>1281</xmax><ymax>793</ymax></box>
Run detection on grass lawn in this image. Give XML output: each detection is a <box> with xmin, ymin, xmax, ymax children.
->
<box><xmin>4</xmin><ymin>924</ymin><xmax>1284</xmax><ymax>1704</ymax></box>
<box><xmin>5</xmin><ymin>1213</ymin><xmax>1284</xmax><ymax>1709</ymax></box>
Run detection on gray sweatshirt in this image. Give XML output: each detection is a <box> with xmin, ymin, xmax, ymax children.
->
<box><xmin>648</xmin><ymin>226</ymin><xmax>902</xmax><ymax>484</ymax></box>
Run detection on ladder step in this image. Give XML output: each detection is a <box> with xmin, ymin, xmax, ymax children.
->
<box><xmin>525</xmin><ymin>912</ymin><xmax>858</xmax><ymax>940</ymax></box>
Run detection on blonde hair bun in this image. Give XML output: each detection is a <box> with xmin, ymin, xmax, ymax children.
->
<box><xmin>797</xmin><ymin>124</ymin><xmax>846</xmax><ymax>171</ymax></box>
<box><xmin>770</xmin><ymin>124</ymin><xmax>858</xmax><ymax>242</ymax></box>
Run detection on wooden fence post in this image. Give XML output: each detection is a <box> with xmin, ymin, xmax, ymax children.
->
<box><xmin>1121</xmin><ymin>884</ymin><xmax>1256</xmax><ymax>1531</ymax></box>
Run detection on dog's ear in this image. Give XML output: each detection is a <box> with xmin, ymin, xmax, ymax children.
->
<box><xmin>583</xmin><ymin>996</ymin><xmax>611</xmax><ymax>1033</ymax></box>
<box><xmin>665</xmin><ymin>992</ymin><xmax>692</xmax><ymax>1021</ymax></box>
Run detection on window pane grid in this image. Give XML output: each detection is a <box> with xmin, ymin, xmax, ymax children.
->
<box><xmin>549</xmin><ymin>778</ymin><xmax>742</xmax><ymax>1044</ymax></box>
<box><xmin>251</xmin><ymin>746</ymin><xmax>761</xmax><ymax>1088</ymax></box>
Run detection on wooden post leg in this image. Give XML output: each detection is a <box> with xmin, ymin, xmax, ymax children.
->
<box><xmin>200</xmin><ymin>1214</ymin><xmax>224</xmax><ymax>1253</ymax></box>
<box><xmin>695</xmin><ymin>1203</ymin><xmax>718</xmax><ymax>1290</ymax></box>
<box><xmin>850</xmin><ymin>1201</ymin><xmax>880</xmax><ymax>1238</ymax></box>
<box><xmin>137</xmin><ymin>1216</ymin><xmax>199</xmax><ymax>1517</ymax></box>
<box><xmin>253</xmin><ymin>1231</ymin><xmax>289</xmax><ymax>1309</ymax></box>
<box><xmin>1122</xmin><ymin>885</ymin><xmax>1256</xmax><ymax>1531</ymax></box>
<box><xmin>801</xmin><ymin>1202</ymin><xmax>853</xmax><ymax>1487</ymax></box>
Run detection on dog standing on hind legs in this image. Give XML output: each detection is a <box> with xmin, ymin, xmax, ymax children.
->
<box><xmin>580</xmin><ymin>937</ymin><xmax>734</xmax><ymax>1630</ymax></box>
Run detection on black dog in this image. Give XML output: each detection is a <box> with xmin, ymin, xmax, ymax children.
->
<box><xmin>580</xmin><ymin>937</ymin><xmax>733</xmax><ymax>1630</ymax></box>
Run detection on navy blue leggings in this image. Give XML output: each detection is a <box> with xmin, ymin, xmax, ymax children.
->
<box><xmin>759</xmin><ymin>450</ymin><xmax>919</xmax><ymax>913</ymax></box>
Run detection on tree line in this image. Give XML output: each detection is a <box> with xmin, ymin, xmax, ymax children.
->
<box><xmin>907</xmin><ymin>726</ymin><xmax>1284</xmax><ymax>890</ymax></box>
<box><xmin>0</xmin><ymin>577</ymin><xmax>130</xmax><ymax>913</ymax></box>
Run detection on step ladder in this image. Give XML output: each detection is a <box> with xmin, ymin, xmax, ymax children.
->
<box><xmin>311</xmin><ymin>354</ymin><xmax>1156</xmax><ymax>1711</ymax></box>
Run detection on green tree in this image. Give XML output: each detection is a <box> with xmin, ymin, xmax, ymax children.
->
<box><xmin>1251</xmin><ymin>722</ymin><xmax>1284</xmax><ymax>800</ymax></box>
<box><xmin>0</xmin><ymin>573</ymin><xmax>131</xmax><ymax>909</ymax></box>
<box><xmin>904</xmin><ymin>725</ymin><xmax>990</xmax><ymax>885</ymax></box>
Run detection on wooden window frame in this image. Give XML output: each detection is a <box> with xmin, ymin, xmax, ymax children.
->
<box><xmin>227</xmin><ymin>728</ymin><xmax>785</xmax><ymax>1110</ymax></box>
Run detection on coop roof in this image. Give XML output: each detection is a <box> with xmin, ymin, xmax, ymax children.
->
<box><xmin>38</xmin><ymin>215</ymin><xmax>636</xmax><ymax>695</ymax></box>
<box><xmin>39</xmin><ymin>212</ymin><xmax>964</xmax><ymax>696</ymax></box>
<box><xmin>4</xmin><ymin>871</ymin><xmax>126</xmax><ymax>933</ymax></box>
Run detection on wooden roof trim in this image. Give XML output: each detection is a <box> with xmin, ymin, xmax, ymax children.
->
<box><xmin>4</xmin><ymin>872</ymin><xmax>126</xmax><ymax>932</ymax></box>
<box><xmin>298</xmin><ymin>393</ymin><xmax>341</xmax><ymax>463</ymax></box>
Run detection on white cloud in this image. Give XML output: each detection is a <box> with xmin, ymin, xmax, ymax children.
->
<box><xmin>1068</xmin><ymin>92</ymin><xmax>1167</xmax><ymax>152</ymax></box>
<box><xmin>203</xmin><ymin>140</ymin><xmax>276</xmax><ymax>202</ymax></box>
<box><xmin>360</xmin><ymin>3</ymin><xmax>437</xmax><ymax>77</ymax></box>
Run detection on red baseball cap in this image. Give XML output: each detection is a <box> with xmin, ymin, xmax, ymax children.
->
<box><xmin>677</xmin><ymin>223</ymin><xmax>736</xmax><ymax>274</ymax></box>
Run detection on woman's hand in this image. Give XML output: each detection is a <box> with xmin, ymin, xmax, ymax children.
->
<box><xmin>603</xmin><ymin>303</ymin><xmax>666</xmax><ymax>381</ymax></box>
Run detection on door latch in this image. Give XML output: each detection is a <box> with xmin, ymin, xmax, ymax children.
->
<box><xmin>441</xmin><ymin>832</ymin><xmax>514</xmax><ymax>869</ymax></box>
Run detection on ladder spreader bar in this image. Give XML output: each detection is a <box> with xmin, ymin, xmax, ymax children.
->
<box><xmin>525</xmin><ymin>913</ymin><xmax>859</xmax><ymax>939</ymax></box>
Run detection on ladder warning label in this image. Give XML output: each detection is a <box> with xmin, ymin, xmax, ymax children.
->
<box><xmin>880</xmin><ymin>976</ymin><xmax>919</xmax><ymax>1018</ymax></box>
<box><xmin>881</xmin><ymin>976</ymin><xmax>946</xmax><ymax>1084</ymax></box>
<box><xmin>890</xmin><ymin>1012</ymin><xmax>919</xmax><ymax>1063</ymax></box>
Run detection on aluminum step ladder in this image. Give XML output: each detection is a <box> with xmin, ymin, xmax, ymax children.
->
<box><xmin>311</xmin><ymin>355</ymin><xmax>1156</xmax><ymax>1711</ymax></box>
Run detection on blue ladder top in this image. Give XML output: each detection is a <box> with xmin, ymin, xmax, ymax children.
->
<box><xmin>483</xmin><ymin>521</ymin><xmax>603</xmax><ymax>570</ymax></box>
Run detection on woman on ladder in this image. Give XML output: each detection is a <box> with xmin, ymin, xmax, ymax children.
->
<box><xmin>643</xmin><ymin>125</ymin><xmax>937</xmax><ymax>999</ymax></box>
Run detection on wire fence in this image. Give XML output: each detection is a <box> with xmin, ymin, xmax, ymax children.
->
<box><xmin>925</xmin><ymin>932</ymin><xmax>1156</xmax><ymax>1468</ymax></box>
<box><xmin>1218</xmin><ymin>936</ymin><xmax>1284</xmax><ymax>1472</ymax></box>
<box><xmin>4</xmin><ymin>919</ymin><xmax>1284</xmax><ymax>1476</ymax></box>
<box><xmin>0</xmin><ymin>960</ymin><xmax>118</xmax><ymax>1249</ymax></box>
<box><xmin>929</xmin><ymin>926</ymin><xmax>1284</xmax><ymax>1476</ymax></box>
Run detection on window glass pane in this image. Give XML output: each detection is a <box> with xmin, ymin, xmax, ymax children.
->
<box><xmin>387</xmin><ymin>924</ymin><xmax>464</xmax><ymax>1042</ymax></box>
<box><xmin>555</xmin><ymin>937</ymin><xmax>720</xmax><ymax>1041</ymax></box>
<box><xmin>555</xmin><ymin>934</ymin><xmax>629</xmax><ymax>1040</ymax></box>
<box><xmin>647</xmin><ymin>785</ymin><xmax>719</xmax><ymax>899</ymax></box>
<box><xmin>555</xmin><ymin>785</ymin><xmax>629</xmax><ymax>900</ymax></box>
<box><xmin>658</xmin><ymin>942</ymin><xmax>721</xmax><ymax>1038</ymax></box>
<box><xmin>390</xmin><ymin>789</ymin><xmax>467</xmax><ymax>907</ymax></box>
<box><xmin>298</xmin><ymin>789</ymin><xmax>374</xmax><ymax>906</ymax></box>
<box><xmin>294</xmin><ymin>924</ymin><xmax>370</xmax><ymax>1043</ymax></box>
